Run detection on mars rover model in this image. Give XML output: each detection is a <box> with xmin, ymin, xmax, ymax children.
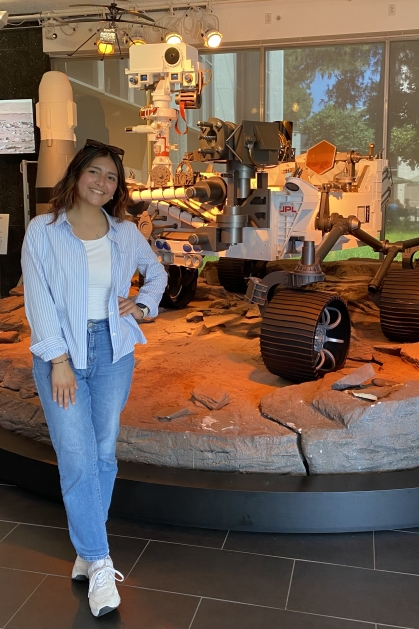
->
<box><xmin>125</xmin><ymin>41</ymin><xmax>419</xmax><ymax>383</ymax></box>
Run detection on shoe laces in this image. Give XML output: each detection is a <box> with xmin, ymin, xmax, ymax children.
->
<box><xmin>88</xmin><ymin>564</ymin><xmax>124</xmax><ymax>595</ymax></box>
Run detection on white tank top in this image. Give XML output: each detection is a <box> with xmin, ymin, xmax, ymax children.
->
<box><xmin>81</xmin><ymin>235</ymin><xmax>112</xmax><ymax>320</ymax></box>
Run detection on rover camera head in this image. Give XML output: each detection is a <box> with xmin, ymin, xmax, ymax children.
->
<box><xmin>164</xmin><ymin>47</ymin><xmax>181</xmax><ymax>66</ymax></box>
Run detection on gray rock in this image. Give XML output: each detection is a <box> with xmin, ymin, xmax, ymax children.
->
<box><xmin>245</xmin><ymin>305</ymin><xmax>262</xmax><ymax>319</ymax></box>
<box><xmin>372</xmin><ymin>351</ymin><xmax>385</xmax><ymax>365</ymax></box>
<box><xmin>369</xmin><ymin>385</ymin><xmax>401</xmax><ymax>399</ymax></box>
<box><xmin>0</xmin><ymin>296</ymin><xmax>24</xmax><ymax>314</ymax></box>
<box><xmin>373</xmin><ymin>344</ymin><xmax>402</xmax><ymax>356</ymax></box>
<box><xmin>261</xmin><ymin>375</ymin><xmax>419</xmax><ymax>474</ymax></box>
<box><xmin>331</xmin><ymin>363</ymin><xmax>376</xmax><ymax>390</ymax></box>
<box><xmin>401</xmin><ymin>343</ymin><xmax>419</xmax><ymax>369</ymax></box>
<box><xmin>193</xmin><ymin>400</ymin><xmax>208</xmax><ymax>409</ymax></box>
<box><xmin>372</xmin><ymin>377</ymin><xmax>398</xmax><ymax>387</ymax></box>
<box><xmin>246</xmin><ymin>327</ymin><xmax>261</xmax><ymax>339</ymax></box>
<box><xmin>19</xmin><ymin>389</ymin><xmax>36</xmax><ymax>399</ymax></box>
<box><xmin>0</xmin><ymin>390</ymin><xmax>49</xmax><ymax>442</ymax></box>
<box><xmin>116</xmin><ymin>421</ymin><xmax>305</xmax><ymax>473</ymax></box>
<box><xmin>303</xmin><ymin>380</ymin><xmax>419</xmax><ymax>473</ymax></box>
<box><xmin>203</xmin><ymin>314</ymin><xmax>238</xmax><ymax>329</ymax></box>
<box><xmin>192</xmin><ymin>324</ymin><xmax>210</xmax><ymax>337</ymax></box>
<box><xmin>208</xmin><ymin>286</ymin><xmax>228</xmax><ymax>298</ymax></box>
<box><xmin>209</xmin><ymin>299</ymin><xmax>230</xmax><ymax>309</ymax></box>
<box><xmin>261</xmin><ymin>380</ymin><xmax>334</xmax><ymax>430</ymax></box>
<box><xmin>203</xmin><ymin>308</ymin><xmax>233</xmax><ymax>316</ymax></box>
<box><xmin>347</xmin><ymin>338</ymin><xmax>374</xmax><ymax>362</ymax></box>
<box><xmin>186</xmin><ymin>311</ymin><xmax>204</xmax><ymax>323</ymax></box>
<box><xmin>154</xmin><ymin>406</ymin><xmax>194</xmax><ymax>421</ymax></box>
<box><xmin>2</xmin><ymin>362</ymin><xmax>37</xmax><ymax>393</ymax></box>
<box><xmin>0</xmin><ymin>331</ymin><xmax>19</xmax><ymax>343</ymax></box>
<box><xmin>0</xmin><ymin>358</ymin><xmax>13</xmax><ymax>381</ymax></box>
<box><xmin>9</xmin><ymin>286</ymin><xmax>24</xmax><ymax>296</ymax></box>
<box><xmin>191</xmin><ymin>385</ymin><xmax>230</xmax><ymax>410</ymax></box>
<box><xmin>0</xmin><ymin>314</ymin><xmax>23</xmax><ymax>331</ymax></box>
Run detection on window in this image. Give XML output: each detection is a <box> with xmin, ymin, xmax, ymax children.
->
<box><xmin>386</xmin><ymin>40</ymin><xmax>419</xmax><ymax>241</ymax></box>
<box><xmin>266</xmin><ymin>44</ymin><xmax>385</xmax><ymax>156</ymax></box>
<box><xmin>266</xmin><ymin>43</ymin><xmax>385</xmax><ymax>260</ymax></box>
<box><xmin>184</xmin><ymin>50</ymin><xmax>261</xmax><ymax>168</ymax></box>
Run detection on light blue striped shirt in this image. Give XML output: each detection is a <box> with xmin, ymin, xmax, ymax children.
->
<box><xmin>21</xmin><ymin>209</ymin><xmax>167</xmax><ymax>368</ymax></box>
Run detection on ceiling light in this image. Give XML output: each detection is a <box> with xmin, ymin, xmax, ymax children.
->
<box><xmin>97</xmin><ymin>41</ymin><xmax>114</xmax><ymax>54</ymax></box>
<box><xmin>129</xmin><ymin>37</ymin><xmax>146</xmax><ymax>46</ymax></box>
<box><xmin>165</xmin><ymin>32</ymin><xmax>182</xmax><ymax>45</ymax></box>
<box><xmin>204</xmin><ymin>29</ymin><xmax>222</xmax><ymax>48</ymax></box>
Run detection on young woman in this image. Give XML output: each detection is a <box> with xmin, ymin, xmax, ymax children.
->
<box><xmin>21</xmin><ymin>139</ymin><xmax>167</xmax><ymax>617</ymax></box>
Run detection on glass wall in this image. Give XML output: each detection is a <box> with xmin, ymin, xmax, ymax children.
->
<box><xmin>386</xmin><ymin>40</ymin><xmax>419</xmax><ymax>241</ymax></box>
<box><xmin>185</xmin><ymin>50</ymin><xmax>260</xmax><ymax>167</ymax></box>
<box><xmin>266</xmin><ymin>44</ymin><xmax>385</xmax><ymax>157</ymax></box>
<box><xmin>266</xmin><ymin>43</ymin><xmax>385</xmax><ymax>260</ymax></box>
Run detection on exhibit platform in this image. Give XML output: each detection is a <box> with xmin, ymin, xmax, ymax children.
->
<box><xmin>2</xmin><ymin>426</ymin><xmax>419</xmax><ymax>534</ymax></box>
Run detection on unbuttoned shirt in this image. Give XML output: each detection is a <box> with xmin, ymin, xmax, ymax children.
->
<box><xmin>21</xmin><ymin>209</ymin><xmax>167</xmax><ymax>368</ymax></box>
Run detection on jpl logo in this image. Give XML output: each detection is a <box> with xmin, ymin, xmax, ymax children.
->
<box><xmin>280</xmin><ymin>205</ymin><xmax>296</xmax><ymax>213</ymax></box>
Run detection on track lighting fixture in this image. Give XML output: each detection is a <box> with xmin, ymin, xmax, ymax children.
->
<box><xmin>203</xmin><ymin>29</ymin><xmax>222</xmax><ymax>48</ymax></box>
<box><xmin>129</xmin><ymin>37</ymin><xmax>146</xmax><ymax>46</ymax></box>
<box><xmin>165</xmin><ymin>32</ymin><xmax>182</xmax><ymax>45</ymax></box>
<box><xmin>97</xmin><ymin>41</ymin><xmax>114</xmax><ymax>54</ymax></box>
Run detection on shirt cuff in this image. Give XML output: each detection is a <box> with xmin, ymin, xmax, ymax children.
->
<box><xmin>29</xmin><ymin>337</ymin><xmax>69</xmax><ymax>362</ymax></box>
<box><xmin>134</xmin><ymin>296</ymin><xmax>158</xmax><ymax>318</ymax></box>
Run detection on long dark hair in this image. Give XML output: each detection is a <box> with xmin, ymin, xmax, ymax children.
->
<box><xmin>48</xmin><ymin>144</ymin><xmax>128</xmax><ymax>222</ymax></box>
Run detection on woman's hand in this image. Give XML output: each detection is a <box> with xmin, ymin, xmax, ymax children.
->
<box><xmin>118</xmin><ymin>296</ymin><xmax>145</xmax><ymax>320</ymax></box>
<box><xmin>51</xmin><ymin>361</ymin><xmax>78</xmax><ymax>410</ymax></box>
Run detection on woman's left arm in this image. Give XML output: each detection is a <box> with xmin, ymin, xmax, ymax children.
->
<box><xmin>132</xmin><ymin>229</ymin><xmax>167</xmax><ymax>317</ymax></box>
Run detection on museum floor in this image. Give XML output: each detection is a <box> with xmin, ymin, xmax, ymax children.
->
<box><xmin>0</xmin><ymin>484</ymin><xmax>419</xmax><ymax>629</ymax></box>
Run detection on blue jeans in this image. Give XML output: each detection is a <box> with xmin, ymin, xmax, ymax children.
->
<box><xmin>32</xmin><ymin>319</ymin><xmax>134</xmax><ymax>562</ymax></box>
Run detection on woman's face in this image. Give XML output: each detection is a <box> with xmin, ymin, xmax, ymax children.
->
<box><xmin>76</xmin><ymin>155</ymin><xmax>119</xmax><ymax>208</ymax></box>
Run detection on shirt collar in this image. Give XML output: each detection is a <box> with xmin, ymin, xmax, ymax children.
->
<box><xmin>56</xmin><ymin>208</ymin><xmax>118</xmax><ymax>234</ymax></box>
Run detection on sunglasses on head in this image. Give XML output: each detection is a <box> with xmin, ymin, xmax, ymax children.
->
<box><xmin>84</xmin><ymin>139</ymin><xmax>125</xmax><ymax>159</ymax></box>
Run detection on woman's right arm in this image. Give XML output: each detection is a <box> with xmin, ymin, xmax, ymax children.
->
<box><xmin>22</xmin><ymin>219</ymin><xmax>77</xmax><ymax>408</ymax></box>
<box><xmin>21</xmin><ymin>219</ymin><xmax>69</xmax><ymax>362</ymax></box>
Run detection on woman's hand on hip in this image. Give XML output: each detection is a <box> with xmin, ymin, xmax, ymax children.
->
<box><xmin>118</xmin><ymin>296</ymin><xmax>145</xmax><ymax>320</ymax></box>
<box><xmin>51</xmin><ymin>362</ymin><xmax>78</xmax><ymax>410</ymax></box>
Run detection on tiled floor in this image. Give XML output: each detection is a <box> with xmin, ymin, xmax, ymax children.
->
<box><xmin>0</xmin><ymin>483</ymin><xmax>419</xmax><ymax>629</ymax></box>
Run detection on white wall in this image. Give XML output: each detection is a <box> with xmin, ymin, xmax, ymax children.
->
<box><xmin>214</xmin><ymin>0</ymin><xmax>419</xmax><ymax>46</ymax></box>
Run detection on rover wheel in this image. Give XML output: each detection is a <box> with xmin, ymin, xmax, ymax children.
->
<box><xmin>217</xmin><ymin>258</ymin><xmax>267</xmax><ymax>293</ymax></box>
<box><xmin>160</xmin><ymin>266</ymin><xmax>198</xmax><ymax>310</ymax></box>
<box><xmin>380</xmin><ymin>268</ymin><xmax>419</xmax><ymax>342</ymax></box>
<box><xmin>260</xmin><ymin>290</ymin><xmax>351</xmax><ymax>383</ymax></box>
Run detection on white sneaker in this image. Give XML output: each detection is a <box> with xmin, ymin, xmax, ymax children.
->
<box><xmin>88</xmin><ymin>556</ymin><xmax>124</xmax><ymax>617</ymax></box>
<box><xmin>71</xmin><ymin>555</ymin><xmax>89</xmax><ymax>581</ymax></box>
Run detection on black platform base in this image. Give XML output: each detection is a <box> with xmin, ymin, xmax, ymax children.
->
<box><xmin>1</xmin><ymin>427</ymin><xmax>419</xmax><ymax>533</ymax></box>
